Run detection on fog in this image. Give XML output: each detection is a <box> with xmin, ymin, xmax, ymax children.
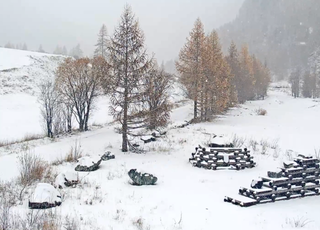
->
<box><xmin>0</xmin><ymin>0</ymin><xmax>243</xmax><ymax>62</ymax></box>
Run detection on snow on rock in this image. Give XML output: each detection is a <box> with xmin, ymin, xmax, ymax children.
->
<box><xmin>77</xmin><ymin>156</ymin><xmax>100</xmax><ymax>167</ymax></box>
<box><xmin>55</xmin><ymin>171</ymin><xmax>79</xmax><ymax>188</ymax></box>
<box><xmin>30</xmin><ymin>183</ymin><xmax>61</xmax><ymax>203</ymax></box>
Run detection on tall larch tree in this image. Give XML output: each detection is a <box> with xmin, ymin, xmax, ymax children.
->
<box><xmin>226</xmin><ymin>41</ymin><xmax>240</xmax><ymax>104</ymax></box>
<box><xmin>94</xmin><ymin>24</ymin><xmax>109</xmax><ymax>59</ymax></box>
<box><xmin>238</xmin><ymin>44</ymin><xmax>255</xmax><ymax>102</ymax></box>
<box><xmin>107</xmin><ymin>5</ymin><xmax>152</xmax><ymax>152</ymax></box>
<box><xmin>176</xmin><ymin>18</ymin><xmax>206</xmax><ymax>121</ymax></box>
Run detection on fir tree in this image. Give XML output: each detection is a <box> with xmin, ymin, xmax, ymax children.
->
<box><xmin>107</xmin><ymin>5</ymin><xmax>152</xmax><ymax>152</ymax></box>
<box><xmin>94</xmin><ymin>24</ymin><xmax>109</xmax><ymax>59</ymax></box>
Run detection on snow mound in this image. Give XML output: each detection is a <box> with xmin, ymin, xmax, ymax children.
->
<box><xmin>77</xmin><ymin>156</ymin><xmax>100</xmax><ymax>167</ymax></box>
<box><xmin>30</xmin><ymin>183</ymin><xmax>61</xmax><ymax>203</ymax></box>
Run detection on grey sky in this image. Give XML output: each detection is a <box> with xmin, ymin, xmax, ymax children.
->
<box><xmin>0</xmin><ymin>0</ymin><xmax>244</xmax><ymax>62</ymax></box>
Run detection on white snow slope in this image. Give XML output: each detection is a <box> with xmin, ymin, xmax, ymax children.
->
<box><xmin>1</xmin><ymin>80</ymin><xmax>320</xmax><ymax>230</ymax></box>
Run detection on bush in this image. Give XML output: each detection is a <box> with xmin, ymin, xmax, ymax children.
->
<box><xmin>256</xmin><ymin>108</ymin><xmax>267</xmax><ymax>116</ymax></box>
<box><xmin>17</xmin><ymin>151</ymin><xmax>53</xmax><ymax>200</ymax></box>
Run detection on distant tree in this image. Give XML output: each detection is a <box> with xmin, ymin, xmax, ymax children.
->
<box><xmin>62</xmin><ymin>46</ymin><xmax>68</xmax><ymax>56</ymax></box>
<box><xmin>252</xmin><ymin>55</ymin><xmax>270</xmax><ymax>99</ymax></box>
<box><xmin>38</xmin><ymin>80</ymin><xmax>59</xmax><ymax>138</ymax></box>
<box><xmin>22</xmin><ymin>43</ymin><xmax>28</xmax><ymax>50</ymax></box>
<box><xmin>144</xmin><ymin>63</ymin><xmax>172</xmax><ymax>130</ymax></box>
<box><xmin>226</xmin><ymin>41</ymin><xmax>240</xmax><ymax>104</ymax></box>
<box><xmin>238</xmin><ymin>44</ymin><xmax>255</xmax><ymax>102</ymax></box>
<box><xmin>4</xmin><ymin>42</ymin><xmax>14</xmax><ymax>49</ymax></box>
<box><xmin>69</xmin><ymin>44</ymin><xmax>83</xmax><ymax>59</ymax></box>
<box><xmin>94</xmin><ymin>24</ymin><xmax>109</xmax><ymax>58</ymax></box>
<box><xmin>38</xmin><ymin>45</ymin><xmax>45</xmax><ymax>53</ymax></box>
<box><xmin>56</xmin><ymin>57</ymin><xmax>107</xmax><ymax>131</ymax></box>
<box><xmin>53</xmin><ymin>45</ymin><xmax>63</xmax><ymax>55</ymax></box>
<box><xmin>176</xmin><ymin>18</ymin><xmax>206</xmax><ymax>120</ymax></box>
<box><xmin>107</xmin><ymin>5</ymin><xmax>153</xmax><ymax>152</ymax></box>
<box><xmin>290</xmin><ymin>68</ymin><xmax>301</xmax><ymax>98</ymax></box>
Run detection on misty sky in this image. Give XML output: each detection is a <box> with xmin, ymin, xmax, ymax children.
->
<box><xmin>0</xmin><ymin>0</ymin><xmax>244</xmax><ymax>63</ymax></box>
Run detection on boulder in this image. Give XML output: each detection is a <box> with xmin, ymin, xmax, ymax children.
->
<box><xmin>75</xmin><ymin>157</ymin><xmax>102</xmax><ymax>172</ymax></box>
<box><xmin>101</xmin><ymin>151</ymin><xmax>115</xmax><ymax>161</ymax></box>
<box><xmin>29</xmin><ymin>183</ymin><xmax>62</xmax><ymax>209</ymax></box>
<box><xmin>55</xmin><ymin>171</ymin><xmax>79</xmax><ymax>188</ymax></box>
<box><xmin>128</xmin><ymin>169</ymin><xmax>157</xmax><ymax>186</ymax></box>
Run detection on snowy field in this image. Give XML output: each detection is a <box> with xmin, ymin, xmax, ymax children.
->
<box><xmin>1</xmin><ymin>48</ymin><xmax>320</xmax><ymax>229</ymax></box>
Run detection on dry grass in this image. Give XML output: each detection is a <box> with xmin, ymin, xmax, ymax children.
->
<box><xmin>0</xmin><ymin>133</ymin><xmax>45</xmax><ymax>148</ymax></box>
<box><xmin>65</xmin><ymin>140</ymin><xmax>83</xmax><ymax>162</ymax></box>
<box><xmin>17</xmin><ymin>151</ymin><xmax>54</xmax><ymax>200</ymax></box>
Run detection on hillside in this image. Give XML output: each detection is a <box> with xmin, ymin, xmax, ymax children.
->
<box><xmin>219</xmin><ymin>0</ymin><xmax>320</xmax><ymax>78</ymax></box>
<box><xmin>0</xmin><ymin>48</ymin><xmax>66</xmax><ymax>95</ymax></box>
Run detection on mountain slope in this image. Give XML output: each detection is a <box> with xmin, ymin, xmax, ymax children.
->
<box><xmin>219</xmin><ymin>0</ymin><xmax>320</xmax><ymax>77</ymax></box>
<box><xmin>0</xmin><ymin>48</ymin><xmax>66</xmax><ymax>94</ymax></box>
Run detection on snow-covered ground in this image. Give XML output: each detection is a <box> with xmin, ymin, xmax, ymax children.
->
<box><xmin>1</xmin><ymin>48</ymin><xmax>320</xmax><ymax>229</ymax></box>
<box><xmin>1</xmin><ymin>82</ymin><xmax>320</xmax><ymax>229</ymax></box>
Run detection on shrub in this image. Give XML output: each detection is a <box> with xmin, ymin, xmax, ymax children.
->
<box><xmin>17</xmin><ymin>151</ymin><xmax>53</xmax><ymax>200</ymax></box>
<box><xmin>256</xmin><ymin>108</ymin><xmax>267</xmax><ymax>116</ymax></box>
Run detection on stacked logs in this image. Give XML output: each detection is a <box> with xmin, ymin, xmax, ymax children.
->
<box><xmin>224</xmin><ymin>155</ymin><xmax>320</xmax><ymax>207</ymax></box>
<box><xmin>189</xmin><ymin>146</ymin><xmax>256</xmax><ymax>170</ymax></box>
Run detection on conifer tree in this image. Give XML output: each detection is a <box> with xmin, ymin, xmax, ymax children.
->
<box><xmin>107</xmin><ymin>5</ymin><xmax>152</xmax><ymax>152</ymax></box>
<box><xmin>176</xmin><ymin>18</ymin><xmax>206</xmax><ymax>120</ymax></box>
<box><xmin>238</xmin><ymin>44</ymin><xmax>255</xmax><ymax>102</ymax></box>
<box><xmin>94</xmin><ymin>24</ymin><xmax>109</xmax><ymax>59</ymax></box>
<box><xmin>144</xmin><ymin>63</ymin><xmax>172</xmax><ymax>130</ymax></box>
<box><xmin>226</xmin><ymin>41</ymin><xmax>240</xmax><ymax>103</ymax></box>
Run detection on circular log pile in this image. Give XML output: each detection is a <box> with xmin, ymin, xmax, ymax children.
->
<box><xmin>189</xmin><ymin>145</ymin><xmax>256</xmax><ymax>170</ymax></box>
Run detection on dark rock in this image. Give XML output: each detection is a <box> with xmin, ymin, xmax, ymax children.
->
<box><xmin>101</xmin><ymin>151</ymin><xmax>115</xmax><ymax>161</ymax></box>
<box><xmin>75</xmin><ymin>159</ymin><xmax>102</xmax><ymax>172</ymax></box>
<box><xmin>128</xmin><ymin>169</ymin><xmax>157</xmax><ymax>186</ymax></box>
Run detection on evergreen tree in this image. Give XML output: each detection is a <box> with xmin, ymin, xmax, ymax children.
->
<box><xmin>94</xmin><ymin>24</ymin><xmax>109</xmax><ymax>59</ymax></box>
<box><xmin>107</xmin><ymin>5</ymin><xmax>152</xmax><ymax>152</ymax></box>
<box><xmin>38</xmin><ymin>45</ymin><xmax>45</xmax><ymax>53</ymax></box>
<box><xmin>176</xmin><ymin>18</ymin><xmax>206</xmax><ymax>120</ymax></box>
<box><xmin>144</xmin><ymin>63</ymin><xmax>172</xmax><ymax>130</ymax></box>
<box><xmin>226</xmin><ymin>41</ymin><xmax>240</xmax><ymax>104</ymax></box>
<box><xmin>22</xmin><ymin>43</ymin><xmax>28</xmax><ymax>50</ymax></box>
<box><xmin>69</xmin><ymin>44</ymin><xmax>83</xmax><ymax>59</ymax></box>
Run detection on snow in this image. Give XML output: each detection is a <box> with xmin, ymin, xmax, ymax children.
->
<box><xmin>55</xmin><ymin>171</ymin><xmax>78</xmax><ymax>188</ymax></box>
<box><xmin>30</xmin><ymin>183</ymin><xmax>61</xmax><ymax>203</ymax></box>
<box><xmin>2</xmin><ymin>51</ymin><xmax>320</xmax><ymax>229</ymax></box>
<box><xmin>0</xmin><ymin>48</ymin><xmax>54</xmax><ymax>71</ymax></box>
<box><xmin>77</xmin><ymin>156</ymin><xmax>100</xmax><ymax>167</ymax></box>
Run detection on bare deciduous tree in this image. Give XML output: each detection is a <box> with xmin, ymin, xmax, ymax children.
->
<box><xmin>38</xmin><ymin>80</ymin><xmax>59</xmax><ymax>138</ymax></box>
<box><xmin>56</xmin><ymin>57</ymin><xmax>107</xmax><ymax>131</ymax></box>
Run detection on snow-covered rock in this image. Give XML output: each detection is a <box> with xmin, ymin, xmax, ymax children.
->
<box><xmin>55</xmin><ymin>171</ymin><xmax>79</xmax><ymax>188</ymax></box>
<box><xmin>29</xmin><ymin>183</ymin><xmax>62</xmax><ymax>209</ymax></box>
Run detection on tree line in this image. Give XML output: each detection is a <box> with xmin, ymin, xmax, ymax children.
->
<box><xmin>176</xmin><ymin>18</ymin><xmax>270</xmax><ymax>122</ymax></box>
<box><xmin>39</xmin><ymin>5</ymin><xmax>172</xmax><ymax>152</ymax></box>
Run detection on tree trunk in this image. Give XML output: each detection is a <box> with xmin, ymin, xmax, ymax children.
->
<box><xmin>122</xmin><ymin>93</ymin><xmax>128</xmax><ymax>152</ymax></box>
